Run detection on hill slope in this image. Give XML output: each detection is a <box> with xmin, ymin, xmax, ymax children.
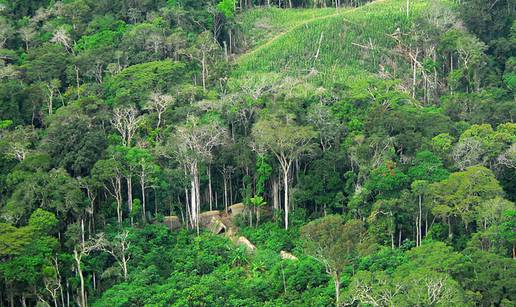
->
<box><xmin>234</xmin><ymin>0</ymin><xmax>430</xmax><ymax>84</ymax></box>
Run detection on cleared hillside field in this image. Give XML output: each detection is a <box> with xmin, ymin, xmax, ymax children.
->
<box><xmin>235</xmin><ymin>7</ymin><xmax>340</xmax><ymax>52</ymax></box>
<box><xmin>234</xmin><ymin>0</ymin><xmax>429</xmax><ymax>84</ymax></box>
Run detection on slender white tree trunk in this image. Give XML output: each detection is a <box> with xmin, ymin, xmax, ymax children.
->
<box><xmin>223</xmin><ymin>172</ymin><xmax>228</xmax><ymax>212</ymax></box>
<box><xmin>140</xmin><ymin>173</ymin><xmax>146</xmax><ymax>223</ymax></box>
<box><xmin>334</xmin><ymin>272</ymin><xmax>340</xmax><ymax>307</ymax></box>
<box><xmin>282</xmin><ymin>162</ymin><xmax>291</xmax><ymax>230</ymax></box>
<box><xmin>418</xmin><ymin>194</ymin><xmax>422</xmax><ymax>245</ymax></box>
<box><xmin>127</xmin><ymin>177</ymin><xmax>133</xmax><ymax>222</ymax></box>
<box><xmin>195</xmin><ymin>164</ymin><xmax>201</xmax><ymax>234</ymax></box>
<box><xmin>73</xmin><ymin>251</ymin><xmax>86</xmax><ymax>307</ymax></box>
<box><xmin>190</xmin><ymin>165</ymin><xmax>197</xmax><ymax>231</ymax></box>
<box><xmin>208</xmin><ymin>166</ymin><xmax>213</xmax><ymax>211</ymax></box>
<box><xmin>201</xmin><ymin>53</ymin><xmax>206</xmax><ymax>91</ymax></box>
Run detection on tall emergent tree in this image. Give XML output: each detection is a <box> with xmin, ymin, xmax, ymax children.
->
<box><xmin>301</xmin><ymin>215</ymin><xmax>367</xmax><ymax>306</ymax></box>
<box><xmin>171</xmin><ymin>116</ymin><xmax>228</xmax><ymax>232</ymax></box>
<box><xmin>253</xmin><ymin>114</ymin><xmax>315</xmax><ymax>229</ymax></box>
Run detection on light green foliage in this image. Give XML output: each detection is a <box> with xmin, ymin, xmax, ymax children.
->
<box><xmin>255</xmin><ymin>155</ymin><xmax>272</xmax><ymax>196</ymax></box>
<box><xmin>430</xmin><ymin>165</ymin><xmax>505</xmax><ymax>230</ymax></box>
<box><xmin>431</xmin><ymin>133</ymin><xmax>455</xmax><ymax>159</ymax></box>
<box><xmin>105</xmin><ymin>60</ymin><xmax>188</xmax><ymax>107</ymax></box>
<box><xmin>253</xmin><ymin>115</ymin><xmax>317</xmax><ymax>160</ymax></box>
<box><xmin>0</xmin><ymin>119</ymin><xmax>13</xmax><ymax>129</ymax></box>
<box><xmin>455</xmin><ymin>123</ymin><xmax>515</xmax><ymax>167</ymax></box>
<box><xmin>358</xmin><ymin>247</ymin><xmax>407</xmax><ymax>274</ymax></box>
<box><xmin>240</xmin><ymin>222</ymin><xmax>296</xmax><ymax>252</ymax></box>
<box><xmin>347</xmin><ymin>242</ymin><xmax>469</xmax><ymax>306</ymax></box>
<box><xmin>301</xmin><ymin>216</ymin><xmax>361</xmax><ymax>267</ymax></box>
<box><xmin>217</xmin><ymin>0</ymin><xmax>236</xmax><ymax>17</ymax></box>
<box><xmin>408</xmin><ymin>150</ymin><xmax>449</xmax><ymax>182</ymax></box>
<box><xmin>346</xmin><ymin>269</ymin><xmax>467</xmax><ymax>306</ymax></box>
<box><xmin>366</xmin><ymin>160</ymin><xmax>409</xmax><ymax>198</ymax></box>
<box><xmin>235</xmin><ymin>7</ymin><xmax>338</xmax><ymax>51</ymax></box>
<box><xmin>301</xmin><ymin>215</ymin><xmax>367</xmax><ymax>304</ymax></box>
<box><xmin>28</xmin><ymin>208</ymin><xmax>58</xmax><ymax>234</ymax></box>
<box><xmin>0</xmin><ymin>210</ymin><xmax>59</xmax><ymax>298</ymax></box>
<box><xmin>403</xmin><ymin>241</ymin><xmax>466</xmax><ymax>275</ymax></box>
<box><xmin>0</xmin><ymin>223</ymin><xmax>33</xmax><ymax>257</ymax></box>
<box><xmin>236</xmin><ymin>0</ymin><xmax>429</xmax><ymax>84</ymax></box>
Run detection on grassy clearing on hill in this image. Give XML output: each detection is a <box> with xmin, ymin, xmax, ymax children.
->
<box><xmin>235</xmin><ymin>7</ymin><xmax>339</xmax><ymax>52</ymax></box>
<box><xmin>234</xmin><ymin>0</ymin><xmax>429</xmax><ymax>85</ymax></box>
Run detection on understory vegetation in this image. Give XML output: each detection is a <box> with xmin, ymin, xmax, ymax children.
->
<box><xmin>0</xmin><ymin>0</ymin><xmax>515</xmax><ymax>306</ymax></box>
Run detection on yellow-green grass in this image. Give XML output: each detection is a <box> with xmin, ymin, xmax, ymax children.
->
<box><xmin>234</xmin><ymin>0</ymin><xmax>430</xmax><ymax>85</ymax></box>
<box><xmin>235</xmin><ymin>7</ymin><xmax>340</xmax><ymax>52</ymax></box>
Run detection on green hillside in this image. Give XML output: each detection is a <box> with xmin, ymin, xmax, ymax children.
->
<box><xmin>235</xmin><ymin>7</ymin><xmax>339</xmax><ymax>52</ymax></box>
<box><xmin>235</xmin><ymin>0</ymin><xmax>429</xmax><ymax>84</ymax></box>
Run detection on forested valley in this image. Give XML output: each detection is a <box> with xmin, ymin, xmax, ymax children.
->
<box><xmin>0</xmin><ymin>0</ymin><xmax>515</xmax><ymax>306</ymax></box>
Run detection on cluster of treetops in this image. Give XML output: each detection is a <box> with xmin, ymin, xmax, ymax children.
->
<box><xmin>0</xmin><ymin>0</ymin><xmax>514</xmax><ymax>306</ymax></box>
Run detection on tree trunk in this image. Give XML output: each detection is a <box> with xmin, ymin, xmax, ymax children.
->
<box><xmin>418</xmin><ymin>194</ymin><xmax>422</xmax><ymax>245</ymax></box>
<box><xmin>208</xmin><ymin>166</ymin><xmax>213</xmax><ymax>211</ymax></box>
<box><xmin>75</xmin><ymin>65</ymin><xmax>81</xmax><ymax>98</ymax></box>
<box><xmin>116</xmin><ymin>179</ymin><xmax>123</xmax><ymax>224</ymax></box>
<box><xmin>448</xmin><ymin>216</ymin><xmax>452</xmax><ymax>239</ymax></box>
<box><xmin>273</xmin><ymin>179</ymin><xmax>279</xmax><ymax>212</ymax></box>
<box><xmin>425</xmin><ymin>211</ymin><xmax>428</xmax><ymax>237</ymax></box>
<box><xmin>223</xmin><ymin>172</ymin><xmax>228</xmax><ymax>212</ymax></box>
<box><xmin>81</xmin><ymin>218</ymin><xmax>85</xmax><ymax>246</ymax></box>
<box><xmin>185</xmin><ymin>188</ymin><xmax>191</xmax><ymax>227</ymax></box>
<box><xmin>127</xmin><ymin>177</ymin><xmax>133</xmax><ymax>223</ymax></box>
<box><xmin>73</xmin><ymin>250</ymin><xmax>86</xmax><ymax>307</ymax></box>
<box><xmin>141</xmin><ymin>174</ymin><xmax>146</xmax><ymax>223</ymax></box>
<box><xmin>334</xmin><ymin>272</ymin><xmax>340</xmax><ymax>306</ymax></box>
<box><xmin>48</xmin><ymin>92</ymin><xmax>53</xmax><ymax>115</ymax></box>
<box><xmin>190</xmin><ymin>162</ymin><xmax>201</xmax><ymax>235</ymax></box>
<box><xmin>412</xmin><ymin>50</ymin><xmax>417</xmax><ymax>98</ymax></box>
<box><xmin>201</xmin><ymin>53</ymin><xmax>206</xmax><ymax>91</ymax></box>
<box><xmin>195</xmin><ymin>168</ymin><xmax>201</xmax><ymax>234</ymax></box>
<box><xmin>122</xmin><ymin>255</ymin><xmax>128</xmax><ymax>281</ymax></box>
<box><xmin>229</xmin><ymin>173</ymin><xmax>234</xmax><ymax>205</ymax></box>
<box><xmin>415</xmin><ymin>216</ymin><xmax>419</xmax><ymax>247</ymax></box>
<box><xmin>190</xmin><ymin>165</ymin><xmax>197</xmax><ymax>232</ymax></box>
<box><xmin>283</xmin><ymin>165</ymin><xmax>290</xmax><ymax>230</ymax></box>
<box><xmin>66</xmin><ymin>279</ymin><xmax>70</xmax><ymax>307</ymax></box>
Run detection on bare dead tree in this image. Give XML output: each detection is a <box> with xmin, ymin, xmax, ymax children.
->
<box><xmin>89</xmin><ymin>231</ymin><xmax>132</xmax><ymax>281</ymax></box>
<box><xmin>18</xmin><ymin>25</ymin><xmax>36</xmax><ymax>52</ymax></box>
<box><xmin>111</xmin><ymin>106</ymin><xmax>140</xmax><ymax>147</ymax></box>
<box><xmin>73</xmin><ymin>238</ymin><xmax>106</xmax><ymax>307</ymax></box>
<box><xmin>145</xmin><ymin>92</ymin><xmax>174</xmax><ymax>130</ymax></box>
<box><xmin>50</xmin><ymin>27</ymin><xmax>73</xmax><ymax>54</ymax></box>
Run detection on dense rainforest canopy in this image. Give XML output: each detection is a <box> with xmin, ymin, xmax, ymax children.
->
<box><xmin>0</xmin><ymin>0</ymin><xmax>515</xmax><ymax>306</ymax></box>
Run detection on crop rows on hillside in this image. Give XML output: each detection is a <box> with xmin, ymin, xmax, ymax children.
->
<box><xmin>235</xmin><ymin>0</ymin><xmax>429</xmax><ymax>84</ymax></box>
